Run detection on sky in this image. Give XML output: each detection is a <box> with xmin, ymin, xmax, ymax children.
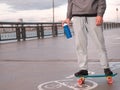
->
<box><xmin>0</xmin><ymin>0</ymin><xmax>120</xmax><ymax>22</ymax></box>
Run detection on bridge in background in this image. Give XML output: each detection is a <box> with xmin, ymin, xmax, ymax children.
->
<box><xmin>0</xmin><ymin>22</ymin><xmax>120</xmax><ymax>42</ymax></box>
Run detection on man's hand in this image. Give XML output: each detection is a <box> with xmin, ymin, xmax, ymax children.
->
<box><xmin>96</xmin><ymin>16</ymin><xmax>103</xmax><ymax>26</ymax></box>
<box><xmin>62</xmin><ymin>18</ymin><xmax>70</xmax><ymax>26</ymax></box>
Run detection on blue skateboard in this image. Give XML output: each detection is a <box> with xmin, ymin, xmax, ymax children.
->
<box><xmin>76</xmin><ymin>73</ymin><xmax>117</xmax><ymax>85</ymax></box>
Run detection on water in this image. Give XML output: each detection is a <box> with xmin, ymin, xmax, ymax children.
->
<box><xmin>0</xmin><ymin>29</ymin><xmax>65</xmax><ymax>41</ymax></box>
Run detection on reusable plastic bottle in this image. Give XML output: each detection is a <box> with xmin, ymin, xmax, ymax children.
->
<box><xmin>63</xmin><ymin>23</ymin><xmax>72</xmax><ymax>39</ymax></box>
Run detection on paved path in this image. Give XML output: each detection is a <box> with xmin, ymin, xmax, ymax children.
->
<box><xmin>0</xmin><ymin>29</ymin><xmax>120</xmax><ymax>61</ymax></box>
<box><xmin>0</xmin><ymin>29</ymin><xmax>120</xmax><ymax>90</ymax></box>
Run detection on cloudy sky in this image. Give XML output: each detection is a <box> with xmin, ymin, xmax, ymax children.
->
<box><xmin>0</xmin><ymin>0</ymin><xmax>120</xmax><ymax>22</ymax></box>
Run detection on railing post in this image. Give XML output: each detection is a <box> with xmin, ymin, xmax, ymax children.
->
<box><xmin>36</xmin><ymin>24</ymin><xmax>40</xmax><ymax>39</ymax></box>
<box><xmin>104</xmin><ymin>23</ymin><xmax>107</xmax><ymax>30</ymax></box>
<box><xmin>16</xmin><ymin>24</ymin><xmax>21</xmax><ymax>41</ymax></box>
<box><xmin>54</xmin><ymin>24</ymin><xmax>58</xmax><ymax>36</ymax></box>
<box><xmin>40</xmin><ymin>25</ymin><xmax>44</xmax><ymax>38</ymax></box>
<box><xmin>52</xmin><ymin>24</ymin><xmax>57</xmax><ymax>37</ymax></box>
<box><xmin>21</xmin><ymin>24</ymin><xmax>26</xmax><ymax>41</ymax></box>
<box><xmin>102</xmin><ymin>23</ymin><xmax>104</xmax><ymax>30</ymax></box>
<box><xmin>0</xmin><ymin>34</ymin><xmax>1</xmax><ymax>41</ymax></box>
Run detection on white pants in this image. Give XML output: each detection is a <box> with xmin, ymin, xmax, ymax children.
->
<box><xmin>72</xmin><ymin>16</ymin><xmax>109</xmax><ymax>70</ymax></box>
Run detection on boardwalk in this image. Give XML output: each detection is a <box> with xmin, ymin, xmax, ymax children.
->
<box><xmin>0</xmin><ymin>29</ymin><xmax>120</xmax><ymax>90</ymax></box>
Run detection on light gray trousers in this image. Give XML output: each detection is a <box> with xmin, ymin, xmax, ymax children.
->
<box><xmin>72</xmin><ymin>16</ymin><xmax>109</xmax><ymax>70</ymax></box>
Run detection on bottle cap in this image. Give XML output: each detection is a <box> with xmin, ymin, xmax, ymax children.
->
<box><xmin>63</xmin><ymin>23</ymin><xmax>67</xmax><ymax>26</ymax></box>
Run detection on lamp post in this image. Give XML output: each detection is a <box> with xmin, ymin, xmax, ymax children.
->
<box><xmin>52</xmin><ymin>0</ymin><xmax>55</xmax><ymax>23</ymax></box>
<box><xmin>116</xmin><ymin>8</ymin><xmax>119</xmax><ymax>22</ymax></box>
<box><xmin>52</xmin><ymin>0</ymin><xmax>56</xmax><ymax>37</ymax></box>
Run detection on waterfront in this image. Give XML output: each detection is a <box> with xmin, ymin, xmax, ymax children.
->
<box><xmin>0</xmin><ymin>28</ymin><xmax>120</xmax><ymax>90</ymax></box>
<box><xmin>0</xmin><ymin>22</ymin><xmax>120</xmax><ymax>43</ymax></box>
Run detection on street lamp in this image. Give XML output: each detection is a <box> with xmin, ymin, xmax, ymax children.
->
<box><xmin>52</xmin><ymin>0</ymin><xmax>55</xmax><ymax>23</ymax></box>
<box><xmin>52</xmin><ymin>0</ymin><xmax>56</xmax><ymax>37</ymax></box>
<box><xmin>116</xmin><ymin>8</ymin><xmax>119</xmax><ymax>22</ymax></box>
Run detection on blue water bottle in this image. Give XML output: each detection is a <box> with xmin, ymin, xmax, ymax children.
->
<box><xmin>63</xmin><ymin>23</ymin><xmax>72</xmax><ymax>39</ymax></box>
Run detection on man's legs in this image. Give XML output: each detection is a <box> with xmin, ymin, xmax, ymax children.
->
<box><xmin>86</xmin><ymin>17</ymin><xmax>113</xmax><ymax>75</ymax></box>
<box><xmin>72</xmin><ymin>16</ymin><xmax>113</xmax><ymax>76</ymax></box>
<box><xmin>86</xmin><ymin>17</ymin><xmax>109</xmax><ymax>68</ymax></box>
<box><xmin>72</xmin><ymin>17</ymin><xmax>88</xmax><ymax>76</ymax></box>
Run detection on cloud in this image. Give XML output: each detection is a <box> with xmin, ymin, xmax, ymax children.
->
<box><xmin>0</xmin><ymin>0</ymin><xmax>120</xmax><ymax>22</ymax></box>
<box><xmin>104</xmin><ymin>0</ymin><xmax>120</xmax><ymax>22</ymax></box>
<box><xmin>106</xmin><ymin>0</ymin><xmax>120</xmax><ymax>6</ymax></box>
<box><xmin>0</xmin><ymin>3</ymin><xmax>67</xmax><ymax>22</ymax></box>
<box><xmin>0</xmin><ymin>0</ymin><xmax>67</xmax><ymax>10</ymax></box>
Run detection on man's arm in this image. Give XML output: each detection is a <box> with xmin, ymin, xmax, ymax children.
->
<box><xmin>62</xmin><ymin>0</ymin><xmax>73</xmax><ymax>26</ymax></box>
<box><xmin>96</xmin><ymin>0</ymin><xmax>106</xmax><ymax>26</ymax></box>
<box><xmin>67</xmin><ymin>0</ymin><xmax>73</xmax><ymax>20</ymax></box>
<box><xmin>97</xmin><ymin>0</ymin><xmax>106</xmax><ymax>17</ymax></box>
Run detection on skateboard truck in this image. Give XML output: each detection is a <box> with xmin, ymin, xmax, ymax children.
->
<box><xmin>76</xmin><ymin>73</ymin><xmax>117</xmax><ymax>85</ymax></box>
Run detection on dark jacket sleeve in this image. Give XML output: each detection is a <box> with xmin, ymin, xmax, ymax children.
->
<box><xmin>97</xmin><ymin>0</ymin><xmax>106</xmax><ymax>16</ymax></box>
<box><xmin>67</xmin><ymin>0</ymin><xmax>73</xmax><ymax>20</ymax></box>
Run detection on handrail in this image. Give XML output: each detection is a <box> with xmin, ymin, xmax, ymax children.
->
<box><xmin>0</xmin><ymin>22</ymin><xmax>120</xmax><ymax>42</ymax></box>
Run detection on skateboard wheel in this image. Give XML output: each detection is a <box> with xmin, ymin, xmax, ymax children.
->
<box><xmin>107</xmin><ymin>76</ymin><xmax>113</xmax><ymax>84</ymax></box>
<box><xmin>77</xmin><ymin>77</ymin><xmax>85</xmax><ymax>85</ymax></box>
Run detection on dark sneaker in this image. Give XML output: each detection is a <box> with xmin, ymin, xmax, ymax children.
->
<box><xmin>74</xmin><ymin>70</ymin><xmax>88</xmax><ymax>77</ymax></box>
<box><xmin>104</xmin><ymin>68</ymin><xmax>113</xmax><ymax>76</ymax></box>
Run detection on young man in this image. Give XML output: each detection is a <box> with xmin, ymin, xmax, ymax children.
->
<box><xmin>62</xmin><ymin>0</ymin><xmax>113</xmax><ymax>77</ymax></box>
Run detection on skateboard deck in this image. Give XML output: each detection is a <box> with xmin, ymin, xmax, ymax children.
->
<box><xmin>76</xmin><ymin>73</ymin><xmax>117</xmax><ymax>85</ymax></box>
<box><xmin>76</xmin><ymin>73</ymin><xmax>117</xmax><ymax>78</ymax></box>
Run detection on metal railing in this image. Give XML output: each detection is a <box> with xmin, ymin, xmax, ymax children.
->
<box><xmin>0</xmin><ymin>22</ymin><xmax>120</xmax><ymax>42</ymax></box>
<box><xmin>0</xmin><ymin>22</ymin><xmax>64</xmax><ymax>41</ymax></box>
<box><xmin>103</xmin><ymin>22</ymin><xmax>120</xmax><ymax>30</ymax></box>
